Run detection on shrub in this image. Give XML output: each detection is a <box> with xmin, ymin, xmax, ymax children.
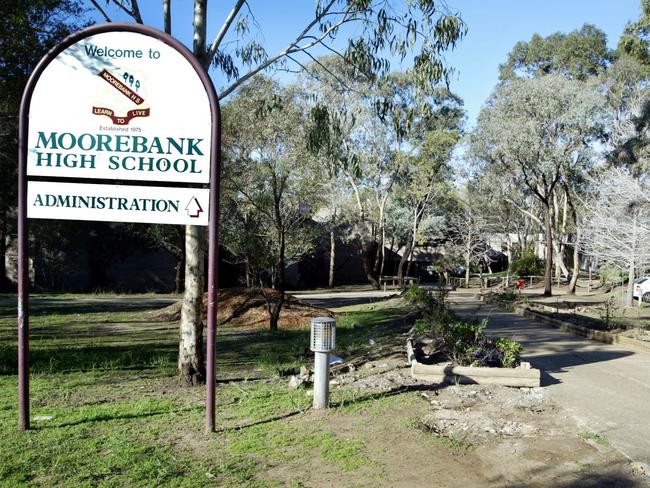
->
<box><xmin>511</xmin><ymin>250</ymin><xmax>545</xmax><ymax>276</ymax></box>
<box><xmin>597</xmin><ymin>266</ymin><xmax>625</xmax><ymax>285</ymax></box>
<box><xmin>494</xmin><ymin>338</ymin><xmax>523</xmax><ymax>367</ymax></box>
<box><xmin>406</xmin><ymin>285</ymin><xmax>524</xmax><ymax>367</ymax></box>
<box><xmin>404</xmin><ymin>283</ymin><xmax>453</xmax><ymax>334</ymax></box>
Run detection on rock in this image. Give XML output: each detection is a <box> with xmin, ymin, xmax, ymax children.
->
<box><xmin>33</xmin><ymin>415</ymin><xmax>54</xmax><ymax>422</ymax></box>
<box><xmin>631</xmin><ymin>462</ymin><xmax>650</xmax><ymax>477</ymax></box>
<box><xmin>368</xmin><ymin>338</ymin><xmax>377</xmax><ymax>345</ymax></box>
<box><xmin>288</xmin><ymin>375</ymin><xmax>304</xmax><ymax>389</ymax></box>
<box><xmin>422</xmin><ymin>343</ymin><xmax>436</xmax><ymax>355</ymax></box>
<box><xmin>329</xmin><ymin>355</ymin><xmax>344</xmax><ymax>366</ymax></box>
<box><xmin>299</xmin><ymin>366</ymin><xmax>310</xmax><ymax>378</ymax></box>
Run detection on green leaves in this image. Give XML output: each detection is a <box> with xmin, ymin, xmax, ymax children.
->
<box><xmin>499</xmin><ymin>24</ymin><xmax>611</xmax><ymax>81</ymax></box>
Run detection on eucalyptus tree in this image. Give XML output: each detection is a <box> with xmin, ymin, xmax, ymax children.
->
<box><xmin>471</xmin><ymin>74</ymin><xmax>603</xmax><ymax>295</ymax></box>
<box><xmin>468</xmin><ymin>167</ymin><xmax>540</xmax><ymax>286</ymax></box>
<box><xmin>443</xmin><ymin>184</ymin><xmax>495</xmax><ymax>287</ymax></box>
<box><xmin>604</xmin><ymin>55</ymin><xmax>650</xmax><ymax>176</ymax></box>
<box><xmin>498</xmin><ymin>24</ymin><xmax>611</xmax><ymax>81</ymax></box>
<box><xmin>91</xmin><ymin>0</ymin><xmax>467</xmax><ymax>383</ymax></box>
<box><xmin>221</xmin><ymin>76</ymin><xmax>324</xmax><ymax>330</ymax></box>
<box><xmin>393</xmin><ymin>108</ymin><xmax>462</xmax><ymax>285</ymax></box>
<box><xmin>618</xmin><ymin>0</ymin><xmax>650</xmax><ymax>70</ymax></box>
<box><xmin>581</xmin><ymin>168</ymin><xmax>650</xmax><ymax>307</ymax></box>
<box><xmin>298</xmin><ymin>56</ymin><xmax>367</xmax><ymax>288</ymax></box>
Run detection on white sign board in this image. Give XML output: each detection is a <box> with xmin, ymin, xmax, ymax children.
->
<box><xmin>27</xmin><ymin>31</ymin><xmax>212</xmax><ymax>184</ymax></box>
<box><xmin>28</xmin><ymin>181</ymin><xmax>209</xmax><ymax>225</ymax></box>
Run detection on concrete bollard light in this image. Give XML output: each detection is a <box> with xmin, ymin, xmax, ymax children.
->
<box><xmin>310</xmin><ymin>317</ymin><xmax>336</xmax><ymax>409</ymax></box>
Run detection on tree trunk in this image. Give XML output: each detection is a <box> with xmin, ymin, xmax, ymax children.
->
<box><xmin>178</xmin><ymin>225</ymin><xmax>206</xmax><ymax>385</ymax></box>
<box><xmin>505</xmin><ymin>236</ymin><xmax>512</xmax><ymax>288</ymax></box>
<box><xmin>552</xmin><ymin>239</ymin><xmax>569</xmax><ymax>276</ymax></box>
<box><xmin>626</xmin><ymin>259</ymin><xmax>635</xmax><ymax>308</ymax></box>
<box><xmin>177</xmin><ymin>0</ymin><xmax>208</xmax><ymax>385</ymax></box>
<box><xmin>566</xmin><ymin>228</ymin><xmax>581</xmax><ymax>296</ymax></box>
<box><xmin>397</xmin><ymin>242</ymin><xmax>410</xmax><ymax>286</ymax></box>
<box><xmin>163</xmin><ymin>0</ymin><xmax>171</xmax><ymax>34</ymax></box>
<box><xmin>269</xmin><ymin>228</ymin><xmax>286</xmax><ymax>331</ymax></box>
<box><xmin>464</xmin><ymin>231</ymin><xmax>471</xmax><ymax>288</ymax></box>
<box><xmin>359</xmin><ymin>238</ymin><xmax>379</xmax><ymax>289</ymax></box>
<box><xmin>543</xmin><ymin>206</ymin><xmax>553</xmax><ymax>296</ymax></box>
<box><xmin>328</xmin><ymin>228</ymin><xmax>336</xmax><ymax>288</ymax></box>
<box><xmin>174</xmin><ymin>251</ymin><xmax>185</xmax><ymax>294</ymax></box>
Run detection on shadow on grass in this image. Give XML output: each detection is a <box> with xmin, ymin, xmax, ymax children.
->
<box><xmin>216</xmin><ymin>408</ymin><xmax>309</xmax><ymax>433</ymax></box>
<box><xmin>0</xmin><ymin>343</ymin><xmax>178</xmax><ymax>375</ymax></box>
<box><xmin>37</xmin><ymin>408</ymin><xmax>185</xmax><ymax>429</ymax></box>
<box><xmin>0</xmin><ymin>298</ymin><xmax>177</xmax><ymax>320</ymax></box>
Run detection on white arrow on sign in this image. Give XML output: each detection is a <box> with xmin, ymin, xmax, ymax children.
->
<box><xmin>185</xmin><ymin>196</ymin><xmax>204</xmax><ymax>218</ymax></box>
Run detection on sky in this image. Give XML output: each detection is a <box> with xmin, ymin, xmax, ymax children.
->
<box><xmin>90</xmin><ymin>0</ymin><xmax>644</xmax><ymax>126</ymax></box>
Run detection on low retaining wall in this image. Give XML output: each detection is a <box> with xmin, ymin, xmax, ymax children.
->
<box><xmin>407</xmin><ymin>339</ymin><xmax>541</xmax><ymax>387</ymax></box>
<box><xmin>514</xmin><ymin>305</ymin><xmax>650</xmax><ymax>354</ymax></box>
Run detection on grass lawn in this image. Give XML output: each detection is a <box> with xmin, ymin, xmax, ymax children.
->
<box><xmin>0</xmin><ymin>293</ymin><xmax>425</xmax><ymax>487</ymax></box>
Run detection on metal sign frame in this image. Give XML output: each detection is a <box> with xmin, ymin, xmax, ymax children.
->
<box><xmin>17</xmin><ymin>23</ymin><xmax>221</xmax><ymax>433</ymax></box>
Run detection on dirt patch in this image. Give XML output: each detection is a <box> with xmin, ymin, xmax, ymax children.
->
<box><xmin>150</xmin><ymin>287</ymin><xmax>336</xmax><ymax>329</ymax></box>
<box><xmin>317</xmin><ymin>362</ymin><xmax>645</xmax><ymax>487</ymax></box>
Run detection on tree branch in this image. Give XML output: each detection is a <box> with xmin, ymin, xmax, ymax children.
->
<box><xmin>89</xmin><ymin>0</ymin><xmax>112</xmax><ymax>22</ymax></box>
<box><xmin>218</xmin><ymin>0</ymin><xmax>339</xmax><ymax>99</ymax></box>
<box><xmin>205</xmin><ymin>0</ymin><xmax>247</xmax><ymax>68</ymax></box>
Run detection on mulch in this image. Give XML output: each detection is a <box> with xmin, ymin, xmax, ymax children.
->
<box><xmin>150</xmin><ymin>287</ymin><xmax>336</xmax><ymax>329</ymax></box>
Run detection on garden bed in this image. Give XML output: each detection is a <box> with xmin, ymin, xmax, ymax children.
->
<box><xmin>407</xmin><ymin>338</ymin><xmax>541</xmax><ymax>387</ymax></box>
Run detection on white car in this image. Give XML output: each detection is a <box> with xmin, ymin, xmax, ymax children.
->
<box><xmin>633</xmin><ymin>277</ymin><xmax>650</xmax><ymax>302</ymax></box>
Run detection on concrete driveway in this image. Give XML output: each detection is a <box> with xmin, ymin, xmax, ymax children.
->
<box><xmin>449</xmin><ymin>292</ymin><xmax>650</xmax><ymax>465</ymax></box>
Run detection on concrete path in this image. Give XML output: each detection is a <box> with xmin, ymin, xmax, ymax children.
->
<box><xmin>449</xmin><ymin>293</ymin><xmax>650</xmax><ymax>464</ymax></box>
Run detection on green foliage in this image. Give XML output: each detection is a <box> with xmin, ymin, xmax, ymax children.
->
<box><xmin>617</xmin><ymin>0</ymin><xmax>650</xmax><ymax>69</ymax></box>
<box><xmin>599</xmin><ymin>295</ymin><xmax>623</xmax><ymax>330</ymax></box>
<box><xmin>438</xmin><ymin>319</ymin><xmax>486</xmax><ymax>364</ymax></box>
<box><xmin>511</xmin><ymin>250</ymin><xmax>546</xmax><ymax>276</ymax></box>
<box><xmin>407</xmin><ymin>285</ymin><xmax>523</xmax><ymax>367</ymax></box>
<box><xmin>597</xmin><ymin>265</ymin><xmax>625</xmax><ymax>285</ymax></box>
<box><xmin>404</xmin><ymin>283</ymin><xmax>453</xmax><ymax>333</ymax></box>
<box><xmin>494</xmin><ymin>338</ymin><xmax>523</xmax><ymax>368</ymax></box>
<box><xmin>499</xmin><ymin>24</ymin><xmax>611</xmax><ymax>81</ymax></box>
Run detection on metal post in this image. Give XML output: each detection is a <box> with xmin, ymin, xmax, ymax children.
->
<box><xmin>205</xmin><ymin>97</ymin><xmax>222</xmax><ymax>434</ymax></box>
<box><xmin>313</xmin><ymin>352</ymin><xmax>330</xmax><ymax>409</ymax></box>
<box><xmin>17</xmin><ymin>84</ymin><xmax>30</xmax><ymax>432</ymax></box>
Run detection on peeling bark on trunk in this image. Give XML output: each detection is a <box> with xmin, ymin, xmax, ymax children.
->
<box><xmin>177</xmin><ymin>0</ymin><xmax>208</xmax><ymax>386</ymax></box>
<box><xmin>178</xmin><ymin>225</ymin><xmax>206</xmax><ymax>385</ymax></box>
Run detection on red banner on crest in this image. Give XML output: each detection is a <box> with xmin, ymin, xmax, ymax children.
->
<box><xmin>92</xmin><ymin>106</ymin><xmax>150</xmax><ymax>125</ymax></box>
